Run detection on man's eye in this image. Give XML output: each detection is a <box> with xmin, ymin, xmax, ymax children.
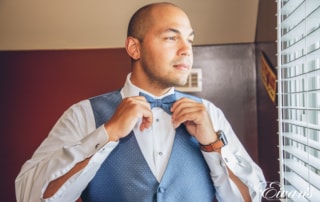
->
<box><xmin>166</xmin><ymin>36</ymin><xmax>177</xmax><ymax>41</ymax></box>
<box><xmin>188</xmin><ymin>39</ymin><xmax>194</xmax><ymax>44</ymax></box>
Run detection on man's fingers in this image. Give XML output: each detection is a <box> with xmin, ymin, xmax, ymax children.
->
<box><xmin>171</xmin><ymin>97</ymin><xmax>194</xmax><ymax>112</ymax></box>
<box><xmin>139</xmin><ymin>107</ymin><xmax>153</xmax><ymax>131</ymax></box>
<box><xmin>105</xmin><ymin>95</ymin><xmax>153</xmax><ymax>139</ymax></box>
<box><xmin>140</xmin><ymin>116</ymin><xmax>153</xmax><ymax>131</ymax></box>
<box><xmin>172</xmin><ymin>107</ymin><xmax>202</xmax><ymax>128</ymax></box>
<box><xmin>124</xmin><ymin>96</ymin><xmax>151</xmax><ymax>109</ymax></box>
<box><xmin>171</xmin><ymin>98</ymin><xmax>204</xmax><ymax>127</ymax></box>
<box><xmin>170</xmin><ymin>98</ymin><xmax>216</xmax><ymax>144</ymax></box>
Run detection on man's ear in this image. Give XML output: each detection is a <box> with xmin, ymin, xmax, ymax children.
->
<box><xmin>125</xmin><ymin>37</ymin><xmax>141</xmax><ymax>60</ymax></box>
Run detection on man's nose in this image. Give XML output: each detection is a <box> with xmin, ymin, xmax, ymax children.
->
<box><xmin>178</xmin><ymin>40</ymin><xmax>192</xmax><ymax>56</ymax></box>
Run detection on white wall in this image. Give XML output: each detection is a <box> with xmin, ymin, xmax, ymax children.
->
<box><xmin>0</xmin><ymin>0</ymin><xmax>259</xmax><ymax>50</ymax></box>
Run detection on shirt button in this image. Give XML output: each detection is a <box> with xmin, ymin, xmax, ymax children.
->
<box><xmin>158</xmin><ymin>152</ymin><xmax>163</xmax><ymax>156</ymax></box>
<box><xmin>156</xmin><ymin>118</ymin><xmax>160</xmax><ymax>122</ymax></box>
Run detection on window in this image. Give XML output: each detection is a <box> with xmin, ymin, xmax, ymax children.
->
<box><xmin>277</xmin><ymin>0</ymin><xmax>320</xmax><ymax>201</ymax></box>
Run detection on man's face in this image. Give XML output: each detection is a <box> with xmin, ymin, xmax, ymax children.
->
<box><xmin>138</xmin><ymin>5</ymin><xmax>194</xmax><ymax>89</ymax></box>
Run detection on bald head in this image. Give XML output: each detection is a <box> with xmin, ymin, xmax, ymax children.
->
<box><xmin>127</xmin><ymin>3</ymin><xmax>185</xmax><ymax>41</ymax></box>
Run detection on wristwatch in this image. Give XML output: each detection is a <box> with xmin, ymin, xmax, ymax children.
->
<box><xmin>200</xmin><ymin>130</ymin><xmax>228</xmax><ymax>152</ymax></box>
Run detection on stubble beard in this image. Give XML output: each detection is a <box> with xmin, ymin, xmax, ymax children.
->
<box><xmin>141</xmin><ymin>62</ymin><xmax>189</xmax><ymax>90</ymax></box>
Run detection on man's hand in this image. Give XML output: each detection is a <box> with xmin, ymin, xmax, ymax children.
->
<box><xmin>171</xmin><ymin>98</ymin><xmax>218</xmax><ymax>145</ymax></box>
<box><xmin>105</xmin><ymin>96</ymin><xmax>153</xmax><ymax>142</ymax></box>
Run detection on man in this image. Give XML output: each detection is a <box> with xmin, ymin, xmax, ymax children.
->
<box><xmin>15</xmin><ymin>2</ymin><xmax>265</xmax><ymax>202</ymax></box>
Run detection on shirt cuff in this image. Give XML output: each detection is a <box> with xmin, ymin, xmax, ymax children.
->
<box><xmin>88</xmin><ymin>125</ymin><xmax>119</xmax><ymax>165</ymax></box>
<box><xmin>202</xmin><ymin>149</ymin><xmax>244</xmax><ymax>202</ymax></box>
<box><xmin>62</xmin><ymin>125</ymin><xmax>118</xmax><ymax>163</ymax></box>
<box><xmin>202</xmin><ymin>151</ymin><xmax>228</xmax><ymax>176</ymax></box>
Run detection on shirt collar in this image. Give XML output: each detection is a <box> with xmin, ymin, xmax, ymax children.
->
<box><xmin>120</xmin><ymin>73</ymin><xmax>175</xmax><ymax>99</ymax></box>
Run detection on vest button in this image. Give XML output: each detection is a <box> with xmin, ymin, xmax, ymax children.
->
<box><xmin>158</xmin><ymin>187</ymin><xmax>166</xmax><ymax>193</ymax></box>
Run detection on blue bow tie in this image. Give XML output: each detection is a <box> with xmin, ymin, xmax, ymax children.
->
<box><xmin>139</xmin><ymin>92</ymin><xmax>177</xmax><ymax>114</ymax></box>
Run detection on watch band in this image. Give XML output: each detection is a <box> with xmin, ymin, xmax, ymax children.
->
<box><xmin>200</xmin><ymin>130</ymin><xmax>227</xmax><ymax>152</ymax></box>
<box><xmin>200</xmin><ymin>139</ymin><xmax>224</xmax><ymax>152</ymax></box>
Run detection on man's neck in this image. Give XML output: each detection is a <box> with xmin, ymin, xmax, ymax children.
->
<box><xmin>130</xmin><ymin>74</ymin><xmax>172</xmax><ymax>97</ymax></box>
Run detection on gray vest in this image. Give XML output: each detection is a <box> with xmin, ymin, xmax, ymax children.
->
<box><xmin>81</xmin><ymin>90</ymin><xmax>216</xmax><ymax>202</ymax></box>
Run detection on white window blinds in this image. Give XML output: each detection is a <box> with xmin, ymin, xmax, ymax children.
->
<box><xmin>277</xmin><ymin>0</ymin><xmax>320</xmax><ymax>201</ymax></box>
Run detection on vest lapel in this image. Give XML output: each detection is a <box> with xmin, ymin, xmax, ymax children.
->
<box><xmin>90</xmin><ymin>90</ymin><xmax>122</xmax><ymax>127</ymax></box>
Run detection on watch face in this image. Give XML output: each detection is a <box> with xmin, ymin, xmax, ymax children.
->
<box><xmin>218</xmin><ymin>130</ymin><xmax>228</xmax><ymax>146</ymax></box>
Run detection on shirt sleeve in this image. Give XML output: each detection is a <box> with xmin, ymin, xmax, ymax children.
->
<box><xmin>15</xmin><ymin>100</ymin><xmax>118</xmax><ymax>202</ymax></box>
<box><xmin>202</xmin><ymin>99</ymin><xmax>266</xmax><ymax>202</ymax></box>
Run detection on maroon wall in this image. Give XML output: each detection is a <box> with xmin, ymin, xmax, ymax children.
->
<box><xmin>0</xmin><ymin>49</ymin><xmax>131</xmax><ymax>201</ymax></box>
<box><xmin>1</xmin><ymin>45</ymin><xmax>268</xmax><ymax>201</ymax></box>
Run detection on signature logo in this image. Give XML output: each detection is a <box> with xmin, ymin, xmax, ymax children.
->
<box><xmin>259</xmin><ymin>181</ymin><xmax>312</xmax><ymax>200</ymax></box>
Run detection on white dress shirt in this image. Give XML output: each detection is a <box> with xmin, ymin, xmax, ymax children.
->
<box><xmin>15</xmin><ymin>73</ymin><xmax>265</xmax><ymax>202</ymax></box>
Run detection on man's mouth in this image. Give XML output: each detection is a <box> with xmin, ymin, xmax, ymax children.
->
<box><xmin>173</xmin><ymin>64</ymin><xmax>190</xmax><ymax>71</ymax></box>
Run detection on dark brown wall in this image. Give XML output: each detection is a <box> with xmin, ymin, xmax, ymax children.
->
<box><xmin>255</xmin><ymin>0</ymin><xmax>277</xmax><ymax>43</ymax></box>
<box><xmin>255</xmin><ymin>0</ymin><xmax>279</xmax><ymax>194</ymax></box>
<box><xmin>255</xmin><ymin>43</ymin><xmax>279</xmax><ymax>183</ymax></box>
<box><xmin>193</xmin><ymin>44</ymin><xmax>258</xmax><ymax>161</ymax></box>
<box><xmin>1</xmin><ymin>45</ymin><xmax>262</xmax><ymax>201</ymax></box>
<box><xmin>255</xmin><ymin>1</ymin><xmax>279</xmax><ymax>200</ymax></box>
